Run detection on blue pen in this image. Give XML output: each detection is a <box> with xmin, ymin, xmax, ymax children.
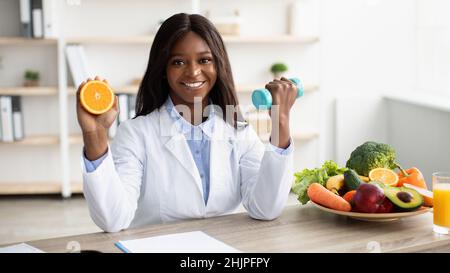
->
<box><xmin>114</xmin><ymin>242</ymin><xmax>131</xmax><ymax>253</ymax></box>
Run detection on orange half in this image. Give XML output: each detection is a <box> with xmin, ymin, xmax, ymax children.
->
<box><xmin>80</xmin><ymin>80</ymin><xmax>115</xmax><ymax>115</ymax></box>
<box><xmin>368</xmin><ymin>168</ymin><xmax>399</xmax><ymax>187</ymax></box>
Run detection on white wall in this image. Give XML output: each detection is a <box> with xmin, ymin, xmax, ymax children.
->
<box><xmin>386</xmin><ymin>99</ymin><xmax>450</xmax><ymax>186</ymax></box>
<box><xmin>321</xmin><ymin>0</ymin><xmax>416</xmax><ymax>163</ymax></box>
<box><xmin>330</xmin><ymin>0</ymin><xmax>450</xmax><ymax>182</ymax></box>
<box><xmin>335</xmin><ymin>95</ymin><xmax>388</xmax><ymax>166</ymax></box>
<box><xmin>417</xmin><ymin>0</ymin><xmax>450</xmax><ymax>97</ymax></box>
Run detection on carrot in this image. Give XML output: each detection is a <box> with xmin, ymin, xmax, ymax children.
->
<box><xmin>308</xmin><ymin>183</ymin><xmax>352</xmax><ymax>212</ymax></box>
<box><xmin>343</xmin><ymin>190</ymin><xmax>357</xmax><ymax>203</ymax></box>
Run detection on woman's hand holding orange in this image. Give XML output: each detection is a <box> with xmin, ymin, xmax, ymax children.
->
<box><xmin>76</xmin><ymin>76</ymin><xmax>118</xmax><ymax>160</ymax></box>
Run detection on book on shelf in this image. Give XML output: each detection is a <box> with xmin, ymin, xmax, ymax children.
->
<box><xmin>0</xmin><ymin>96</ymin><xmax>25</xmax><ymax>142</ymax></box>
<box><xmin>0</xmin><ymin>101</ymin><xmax>2</xmax><ymax>141</ymax></box>
<box><xmin>31</xmin><ymin>0</ymin><xmax>44</xmax><ymax>38</ymax></box>
<box><xmin>42</xmin><ymin>0</ymin><xmax>58</xmax><ymax>38</ymax></box>
<box><xmin>20</xmin><ymin>0</ymin><xmax>55</xmax><ymax>39</ymax></box>
<box><xmin>66</xmin><ymin>45</ymin><xmax>90</xmax><ymax>88</ymax></box>
<box><xmin>128</xmin><ymin>94</ymin><xmax>137</xmax><ymax>119</ymax></box>
<box><xmin>108</xmin><ymin>94</ymin><xmax>137</xmax><ymax>139</ymax></box>
<box><xmin>19</xmin><ymin>0</ymin><xmax>32</xmax><ymax>38</ymax></box>
<box><xmin>0</xmin><ymin>96</ymin><xmax>14</xmax><ymax>142</ymax></box>
<box><xmin>108</xmin><ymin>118</ymin><xmax>118</xmax><ymax>139</ymax></box>
<box><xmin>12</xmin><ymin>96</ymin><xmax>25</xmax><ymax>141</ymax></box>
<box><xmin>118</xmin><ymin>94</ymin><xmax>129</xmax><ymax>124</ymax></box>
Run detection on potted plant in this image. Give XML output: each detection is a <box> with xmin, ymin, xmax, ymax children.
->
<box><xmin>270</xmin><ymin>63</ymin><xmax>288</xmax><ymax>78</ymax></box>
<box><xmin>23</xmin><ymin>70</ymin><xmax>40</xmax><ymax>87</ymax></box>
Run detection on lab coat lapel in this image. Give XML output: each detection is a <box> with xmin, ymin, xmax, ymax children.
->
<box><xmin>159</xmin><ymin>108</ymin><xmax>204</xmax><ymax>200</ymax></box>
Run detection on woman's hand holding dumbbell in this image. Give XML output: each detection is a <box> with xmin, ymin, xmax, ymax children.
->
<box><xmin>263</xmin><ymin>77</ymin><xmax>298</xmax><ymax>149</ymax></box>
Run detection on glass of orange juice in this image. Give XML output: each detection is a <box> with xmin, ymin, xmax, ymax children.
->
<box><xmin>433</xmin><ymin>172</ymin><xmax>450</xmax><ymax>234</ymax></box>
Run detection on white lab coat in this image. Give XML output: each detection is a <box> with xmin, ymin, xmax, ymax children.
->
<box><xmin>82</xmin><ymin>103</ymin><xmax>294</xmax><ymax>232</ymax></box>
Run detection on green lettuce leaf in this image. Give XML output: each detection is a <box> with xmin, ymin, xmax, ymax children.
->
<box><xmin>291</xmin><ymin>160</ymin><xmax>347</xmax><ymax>205</ymax></box>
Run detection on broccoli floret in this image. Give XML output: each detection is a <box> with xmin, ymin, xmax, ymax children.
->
<box><xmin>345</xmin><ymin>141</ymin><xmax>398</xmax><ymax>176</ymax></box>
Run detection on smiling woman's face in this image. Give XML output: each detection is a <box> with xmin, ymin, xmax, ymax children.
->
<box><xmin>166</xmin><ymin>31</ymin><xmax>217</xmax><ymax>107</ymax></box>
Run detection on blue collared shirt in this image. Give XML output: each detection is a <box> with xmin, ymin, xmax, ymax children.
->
<box><xmin>83</xmin><ymin>96</ymin><xmax>293</xmax><ymax>205</ymax></box>
<box><xmin>165</xmin><ymin>97</ymin><xmax>213</xmax><ymax>205</ymax></box>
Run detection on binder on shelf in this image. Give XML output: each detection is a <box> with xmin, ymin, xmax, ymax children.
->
<box><xmin>42</xmin><ymin>0</ymin><xmax>58</xmax><ymax>38</ymax></box>
<box><xmin>0</xmin><ymin>100</ymin><xmax>2</xmax><ymax>141</ymax></box>
<box><xmin>31</xmin><ymin>0</ymin><xmax>43</xmax><ymax>38</ymax></box>
<box><xmin>128</xmin><ymin>94</ymin><xmax>137</xmax><ymax>119</ymax></box>
<box><xmin>118</xmin><ymin>94</ymin><xmax>129</xmax><ymax>124</ymax></box>
<box><xmin>19</xmin><ymin>0</ymin><xmax>32</xmax><ymax>38</ymax></box>
<box><xmin>66</xmin><ymin>45</ymin><xmax>90</xmax><ymax>88</ymax></box>
<box><xmin>12</xmin><ymin>96</ymin><xmax>25</xmax><ymax>141</ymax></box>
<box><xmin>287</xmin><ymin>1</ymin><xmax>300</xmax><ymax>36</ymax></box>
<box><xmin>0</xmin><ymin>96</ymin><xmax>14</xmax><ymax>142</ymax></box>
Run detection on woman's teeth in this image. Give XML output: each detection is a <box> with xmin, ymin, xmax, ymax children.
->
<box><xmin>182</xmin><ymin>81</ymin><xmax>205</xmax><ymax>88</ymax></box>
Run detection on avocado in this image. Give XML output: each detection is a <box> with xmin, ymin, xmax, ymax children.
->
<box><xmin>344</xmin><ymin>169</ymin><xmax>364</xmax><ymax>191</ymax></box>
<box><xmin>384</xmin><ymin>186</ymin><xmax>424</xmax><ymax>211</ymax></box>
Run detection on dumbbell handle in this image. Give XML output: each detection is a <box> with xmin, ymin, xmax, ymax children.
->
<box><xmin>252</xmin><ymin>77</ymin><xmax>303</xmax><ymax>109</ymax></box>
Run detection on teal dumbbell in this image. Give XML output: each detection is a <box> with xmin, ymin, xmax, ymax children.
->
<box><xmin>252</xmin><ymin>77</ymin><xmax>303</xmax><ymax>109</ymax></box>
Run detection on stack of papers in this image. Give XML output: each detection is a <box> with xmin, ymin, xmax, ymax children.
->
<box><xmin>115</xmin><ymin>231</ymin><xmax>239</xmax><ymax>253</ymax></box>
<box><xmin>0</xmin><ymin>243</ymin><xmax>44</xmax><ymax>253</ymax></box>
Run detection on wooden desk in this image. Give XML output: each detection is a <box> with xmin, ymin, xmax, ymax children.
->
<box><xmin>25</xmin><ymin>204</ymin><xmax>450</xmax><ymax>253</ymax></box>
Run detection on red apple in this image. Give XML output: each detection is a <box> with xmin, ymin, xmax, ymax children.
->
<box><xmin>376</xmin><ymin>198</ymin><xmax>394</xmax><ymax>213</ymax></box>
<box><xmin>353</xmin><ymin>183</ymin><xmax>386</xmax><ymax>213</ymax></box>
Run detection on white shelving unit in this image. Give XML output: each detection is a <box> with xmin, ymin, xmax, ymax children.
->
<box><xmin>0</xmin><ymin>0</ymin><xmax>320</xmax><ymax>197</ymax></box>
<box><xmin>0</xmin><ymin>182</ymin><xmax>83</xmax><ymax>196</ymax></box>
<box><xmin>0</xmin><ymin>37</ymin><xmax>57</xmax><ymax>46</ymax></box>
<box><xmin>0</xmin><ymin>86</ymin><xmax>59</xmax><ymax>96</ymax></box>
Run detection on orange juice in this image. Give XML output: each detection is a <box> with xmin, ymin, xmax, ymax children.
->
<box><xmin>433</xmin><ymin>183</ymin><xmax>450</xmax><ymax>228</ymax></box>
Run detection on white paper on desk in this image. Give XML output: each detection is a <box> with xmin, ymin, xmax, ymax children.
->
<box><xmin>0</xmin><ymin>243</ymin><xmax>44</xmax><ymax>253</ymax></box>
<box><xmin>116</xmin><ymin>231</ymin><xmax>240</xmax><ymax>253</ymax></box>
